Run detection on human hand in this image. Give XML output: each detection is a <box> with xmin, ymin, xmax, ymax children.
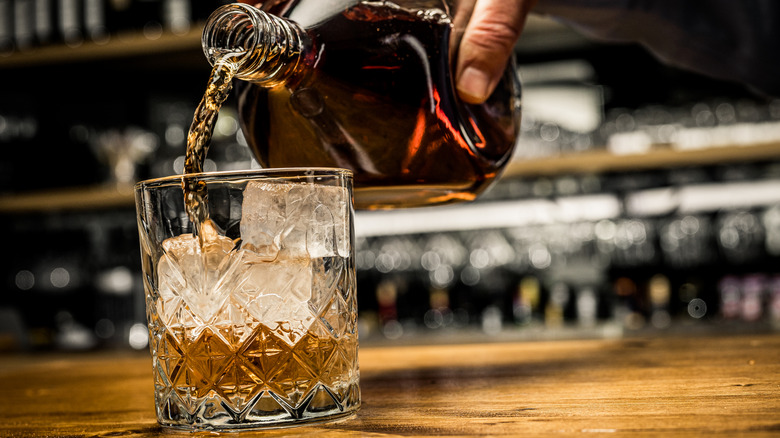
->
<box><xmin>456</xmin><ymin>0</ymin><xmax>538</xmax><ymax>104</ymax></box>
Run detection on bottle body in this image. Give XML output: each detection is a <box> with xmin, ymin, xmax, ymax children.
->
<box><xmin>222</xmin><ymin>0</ymin><xmax>521</xmax><ymax>209</ymax></box>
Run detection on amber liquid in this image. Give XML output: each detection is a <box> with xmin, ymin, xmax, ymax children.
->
<box><xmin>237</xmin><ymin>2</ymin><xmax>519</xmax><ymax>210</ymax></box>
<box><xmin>156</xmin><ymin>320</ymin><xmax>359</xmax><ymax>426</ymax></box>
<box><xmin>182</xmin><ymin>60</ymin><xmax>237</xmax><ymax>230</ymax></box>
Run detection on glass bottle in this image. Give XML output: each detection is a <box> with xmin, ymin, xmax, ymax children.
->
<box><xmin>202</xmin><ymin>1</ymin><xmax>521</xmax><ymax>210</ymax></box>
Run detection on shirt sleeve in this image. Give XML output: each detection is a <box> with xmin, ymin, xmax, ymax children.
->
<box><xmin>533</xmin><ymin>0</ymin><xmax>780</xmax><ymax>97</ymax></box>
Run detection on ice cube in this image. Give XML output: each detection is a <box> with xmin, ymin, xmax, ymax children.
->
<box><xmin>229</xmin><ymin>249</ymin><xmax>315</xmax><ymax>345</ymax></box>
<box><xmin>239</xmin><ymin>181</ymin><xmax>292</xmax><ymax>260</ymax></box>
<box><xmin>241</xmin><ymin>180</ymin><xmax>350</xmax><ymax>259</ymax></box>
<box><xmin>281</xmin><ymin>183</ymin><xmax>350</xmax><ymax>259</ymax></box>
<box><xmin>156</xmin><ymin>220</ymin><xmax>240</xmax><ymax>325</ymax></box>
<box><xmin>310</xmin><ymin>184</ymin><xmax>351</xmax><ymax>258</ymax></box>
<box><xmin>276</xmin><ymin>184</ymin><xmax>315</xmax><ymax>258</ymax></box>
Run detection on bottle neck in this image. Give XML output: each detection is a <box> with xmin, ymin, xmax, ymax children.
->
<box><xmin>202</xmin><ymin>3</ymin><xmax>308</xmax><ymax>87</ymax></box>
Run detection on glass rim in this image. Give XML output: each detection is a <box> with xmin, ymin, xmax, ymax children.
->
<box><xmin>135</xmin><ymin>167</ymin><xmax>353</xmax><ymax>190</ymax></box>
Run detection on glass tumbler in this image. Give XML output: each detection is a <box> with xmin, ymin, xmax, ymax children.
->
<box><xmin>134</xmin><ymin>168</ymin><xmax>359</xmax><ymax>430</ymax></box>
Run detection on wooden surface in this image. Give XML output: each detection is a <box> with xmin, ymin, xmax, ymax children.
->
<box><xmin>1</xmin><ymin>333</ymin><xmax>779</xmax><ymax>437</ymax></box>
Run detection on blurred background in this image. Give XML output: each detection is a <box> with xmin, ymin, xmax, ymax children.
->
<box><xmin>1</xmin><ymin>1</ymin><xmax>779</xmax><ymax>352</ymax></box>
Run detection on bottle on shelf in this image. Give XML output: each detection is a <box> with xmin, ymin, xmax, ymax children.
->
<box><xmin>0</xmin><ymin>0</ymin><xmax>11</xmax><ymax>53</ymax></box>
<box><xmin>57</xmin><ymin>0</ymin><xmax>83</xmax><ymax>46</ymax></box>
<box><xmin>14</xmin><ymin>0</ymin><xmax>36</xmax><ymax>50</ymax></box>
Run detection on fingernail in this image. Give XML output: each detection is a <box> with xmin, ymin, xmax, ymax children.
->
<box><xmin>457</xmin><ymin>66</ymin><xmax>491</xmax><ymax>104</ymax></box>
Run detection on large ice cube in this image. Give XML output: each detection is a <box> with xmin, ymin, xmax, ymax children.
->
<box><xmin>239</xmin><ymin>181</ymin><xmax>291</xmax><ymax>260</ymax></box>
<box><xmin>286</xmin><ymin>183</ymin><xmax>350</xmax><ymax>258</ymax></box>
<box><xmin>308</xmin><ymin>183</ymin><xmax>350</xmax><ymax>258</ymax></box>
<box><xmin>241</xmin><ymin>180</ymin><xmax>350</xmax><ymax>259</ymax></box>
<box><xmin>230</xmin><ymin>249</ymin><xmax>315</xmax><ymax>345</ymax></box>
<box><xmin>156</xmin><ymin>220</ymin><xmax>240</xmax><ymax>326</ymax></box>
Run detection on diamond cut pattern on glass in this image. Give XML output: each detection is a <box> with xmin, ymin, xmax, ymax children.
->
<box><xmin>267</xmin><ymin>352</ymin><xmax>317</xmax><ymax>408</ymax></box>
<box><xmin>148</xmin><ymin>314</ymin><xmax>359</xmax><ymax>427</ymax></box>
<box><xmin>157</xmin><ymin>331</ymin><xmax>185</xmax><ymax>384</ymax></box>
<box><xmin>310</xmin><ymin>257</ymin><xmax>344</xmax><ymax>310</ymax></box>
<box><xmin>139</xmin><ymin>213</ymin><xmax>359</xmax><ymax>429</ymax></box>
<box><xmin>319</xmin><ymin>293</ymin><xmax>350</xmax><ymax>338</ymax></box>
<box><xmin>186</xmin><ymin>329</ymin><xmax>233</xmax><ymax>385</ymax></box>
<box><xmin>155</xmin><ymin>227</ymin><xmax>243</xmax><ymax>326</ymax></box>
<box><xmin>240</xmin><ymin>325</ymin><xmax>290</xmax><ymax>380</ymax></box>
<box><xmin>214</xmin><ymin>358</ymin><xmax>264</xmax><ymax>413</ymax></box>
<box><xmin>296</xmin><ymin>323</ymin><xmax>337</xmax><ymax>372</ymax></box>
<box><xmin>307</xmin><ymin>385</ymin><xmax>341</xmax><ymax>413</ymax></box>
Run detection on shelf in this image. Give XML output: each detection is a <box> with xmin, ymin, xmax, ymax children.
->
<box><xmin>504</xmin><ymin>141</ymin><xmax>780</xmax><ymax>178</ymax></box>
<box><xmin>515</xmin><ymin>14</ymin><xmax>592</xmax><ymax>53</ymax></box>
<box><xmin>0</xmin><ymin>27</ymin><xmax>203</xmax><ymax>69</ymax></box>
<box><xmin>0</xmin><ymin>15</ymin><xmax>572</xmax><ymax>70</ymax></box>
<box><xmin>0</xmin><ymin>185</ymin><xmax>135</xmax><ymax>214</ymax></box>
<box><xmin>3</xmin><ymin>142</ymin><xmax>780</xmax><ymax>214</ymax></box>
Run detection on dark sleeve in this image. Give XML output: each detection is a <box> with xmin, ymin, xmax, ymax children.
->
<box><xmin>534</xmin><ymin>0</ymin><xmax>780</xmax><ymax>96</ymax></box>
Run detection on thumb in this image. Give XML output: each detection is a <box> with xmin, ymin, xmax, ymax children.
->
<box><xmin>456</xmin><ymin>0</ymin><xmax>536</xmax><ymax>104</ymax></box>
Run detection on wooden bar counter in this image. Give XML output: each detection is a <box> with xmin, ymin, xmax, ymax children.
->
<box><xmin>2</xmin><ymin>333</ymin><xmax>779</xmax><ymax>437</ymax></box>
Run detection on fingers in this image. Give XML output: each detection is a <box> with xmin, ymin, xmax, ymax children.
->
<box><xmin>456</xmin><ymin>0</ymin><xmax>537</xmax><ymax>104</ymax></box>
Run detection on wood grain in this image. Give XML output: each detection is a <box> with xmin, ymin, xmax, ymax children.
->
<box><xmin>1</xmin><ymin>333</ymin><xmax>778</xmax><ymax>437</ymax></box>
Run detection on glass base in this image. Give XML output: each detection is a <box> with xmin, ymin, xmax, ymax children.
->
<box><xmin>156</xmin><ymin>382</ymin><xmax>360</xmax><ymax>431</ymax></box>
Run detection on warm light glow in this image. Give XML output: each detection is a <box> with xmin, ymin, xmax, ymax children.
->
<box><xmin>403</xmin><ymin>106</ymin><xmax>428</xmax><ymax>172</ymax></box>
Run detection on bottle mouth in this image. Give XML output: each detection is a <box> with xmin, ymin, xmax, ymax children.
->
<box><xmin>201</xmin><ymin>3</ymin><xmax>262</xmax><ymax>69</ymax></box>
